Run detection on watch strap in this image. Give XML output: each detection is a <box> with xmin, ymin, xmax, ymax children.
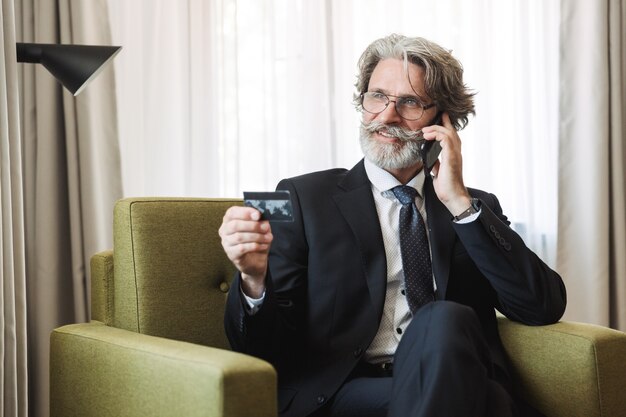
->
<box><xmin>454</xmin><ymin>198</ymin><xmax>481</xmax><ymax>221</ymax></box>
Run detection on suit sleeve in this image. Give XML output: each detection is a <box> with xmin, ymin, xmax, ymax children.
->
<box><xmin>452</xmin><ymin>192</ymin><xmax>567</xmax><ymax>325</ymax></box>
<box><xmin>224</xmin><ymin>179</ymin><xmax>309</xmax><ymax>371</ymax></box>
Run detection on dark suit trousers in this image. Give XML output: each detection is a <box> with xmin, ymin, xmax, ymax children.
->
<box><xmin>316</xmin><ymin>301</ymin><xmax>517</xmax><ymax>417</ymax></box>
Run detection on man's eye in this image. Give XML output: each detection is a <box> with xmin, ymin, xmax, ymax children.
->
<box><xmin>400</xmin><ymin>97</ymin><xmax>420</xmax><ymax>107</ymax></box>
<box><xmin>370</xmin><ymin>92</ymin><xmax>387</xmax><ymax>100</ymax></box>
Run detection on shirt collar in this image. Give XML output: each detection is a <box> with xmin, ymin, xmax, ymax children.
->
<box><xmin>363</xmin><ymin>158</ymin><xmax>425</xmax><ymax>198</ymax></box>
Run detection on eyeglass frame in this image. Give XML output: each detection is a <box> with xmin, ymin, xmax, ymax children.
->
<box><xmin>360</xmin><ymin>91</ymin><xmax>437</xmax><ymax>121</ymax></box>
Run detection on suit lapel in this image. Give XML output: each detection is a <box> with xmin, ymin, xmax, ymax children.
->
<box><xmin>332</xmin><ymin>160</ymin><xmax>387</xmax><ymax>311</ymax></box>
<box><xmin>424</xmin><ymin>177</ymin><xmax>456</xmax><ymax>300</ymax></box>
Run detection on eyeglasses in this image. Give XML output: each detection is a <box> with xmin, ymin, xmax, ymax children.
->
<box><xmin>360</xmin><ymin>91</ymin><xmax>436</xmax><ymax>121</ymax></box>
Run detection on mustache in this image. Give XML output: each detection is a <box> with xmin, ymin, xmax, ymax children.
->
<box><xmin>360</xmin><ymin>120</ymin><xmax>424</xmax><ymax>143</ymax></box>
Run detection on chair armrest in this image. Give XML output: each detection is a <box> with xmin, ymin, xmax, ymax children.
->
<box><xmin>50</xmin><ymin>322</ymin><xmax>277</xmax><ymax>417</ymax></box>
<box><xmin>90</xmin><ymin>250</ymin><xmax>114</xmax><ymax>324</ymax></box>
<box><xmin>497</xmin><ymin>316</ymin><xmax>626</xmax><ymax>417</ymax></box>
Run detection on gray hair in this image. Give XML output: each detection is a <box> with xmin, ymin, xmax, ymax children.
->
<box><xmin>354</xmin><ymin>34</ymin><xmax>475</xmax><ymax>130</ymax></box>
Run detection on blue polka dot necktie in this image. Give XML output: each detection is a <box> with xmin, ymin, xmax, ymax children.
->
<box><xmin>391</xmin><ymin>185</ymin><xmax>435</xmax><ymax>313</ymax></box>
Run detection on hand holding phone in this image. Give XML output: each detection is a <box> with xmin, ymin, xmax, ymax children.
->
<box><xmin>419</xmin><ymin>112</ymin><xmax>443</xmax><ymax>173</ymax></box>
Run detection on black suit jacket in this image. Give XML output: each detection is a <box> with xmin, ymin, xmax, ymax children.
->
<box><xmin>225</xmin><ymin>159</ymin><xmax>566</xmax><ymax>417</ymax></box>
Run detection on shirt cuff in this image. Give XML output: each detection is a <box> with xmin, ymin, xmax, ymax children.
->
<box><xmin>241</xmin><ymin>285</ymin><xmax>265</xmax><ymax>315</ymax></box>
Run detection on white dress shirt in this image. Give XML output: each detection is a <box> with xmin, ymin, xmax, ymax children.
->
<box><xmin>361</xmin><ymin>158</ymin><xmax>433</xmax><ymax>364</ymax></box>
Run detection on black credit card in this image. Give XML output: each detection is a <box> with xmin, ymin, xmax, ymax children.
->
<box><xmin>243</xmin><ymin>190</ymin><xmax>294</xmax><ymax>222</ymax></box>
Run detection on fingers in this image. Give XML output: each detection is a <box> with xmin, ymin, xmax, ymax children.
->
<box><xmin>221</xmin><ymin>206</ymin><xmax>266</xmax><ymax>233</ymax></box>
<box><xmin>420</xmin><ymin>113</ymin><xmax>469</xmax><ymax>206</ymax></box>
<box><xmin>421</xmin><ymin>113</ymin><xmax>459</xmax><ymax>146</ymax></box>
<box><xmin>220</xmin><ymin>207</ymin><xmax>272</xmax><ymax>244</ymax></box>
<box><xmin>219</xmin><ymin>206</ymin><xmax>273</xmax><ymax>268</ymax></box>
<box><xmin>429</xmin><ymin>160</ymin><xmax>440</xmax><ymax>178</ymax></box>
<box><xmin>223</xmin><ymin>206</ymin><xmax>262</xmax><ymax>222</ymax></box>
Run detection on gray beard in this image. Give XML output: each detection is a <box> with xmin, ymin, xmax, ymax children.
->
<box><xmin>359</xmin><ymin>121</ymin><xmax>423</xmax><ymax>170</ymax></box>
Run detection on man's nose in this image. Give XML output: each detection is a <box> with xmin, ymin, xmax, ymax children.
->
<box><xmin>377</xmin><ymin>100</ymin><xmax>402</xmax><ymax>123</ymax></box>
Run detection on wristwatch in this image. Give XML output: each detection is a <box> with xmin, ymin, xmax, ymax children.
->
<box><xmin>453</xmin><ymin>198</ymin><xmax>481</xmax><ymax>221</ymax></box>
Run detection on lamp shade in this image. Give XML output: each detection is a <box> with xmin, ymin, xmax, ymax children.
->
<box><xmin>16</xmin><ymin>42</ymin><xmax>121</xmax><ymax>96</ymax></box>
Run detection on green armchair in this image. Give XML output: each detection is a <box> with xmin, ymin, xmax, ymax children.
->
<box><xmin>50</xmin><ymin>198</ymin><xmax>626</xmax><ymax>417</ymax></box>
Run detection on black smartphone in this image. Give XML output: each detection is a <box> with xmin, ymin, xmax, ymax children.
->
<box><xmin>419</xmin><ymin>112</ymin><xmax>443</xmax><ymax>173</ymax></box>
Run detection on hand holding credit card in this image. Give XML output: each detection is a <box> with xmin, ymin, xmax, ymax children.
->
<box><xmin>243</xmin><ymin>191</ymin><xmax>294</xmax><ymax>222</ymax></box>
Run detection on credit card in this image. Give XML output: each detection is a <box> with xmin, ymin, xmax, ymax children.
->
<box><xmin>243</xmin><ymin>190</ymin><xmax>294</xmax><ymax>222</ymax></box>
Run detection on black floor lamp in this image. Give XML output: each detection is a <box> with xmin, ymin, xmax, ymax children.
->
<box><xmin>16</xmin><ymin>42</ymin><xmax>122</xmax><ymax>96</ymax></box>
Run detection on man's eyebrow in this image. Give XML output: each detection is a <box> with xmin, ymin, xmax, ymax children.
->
<box><xmin>369</xmin><ymin>87</ymin><xmax>423</xmax><ymax>99</ymax></box>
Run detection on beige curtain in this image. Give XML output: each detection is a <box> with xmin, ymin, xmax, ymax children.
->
<box><xmin>15</xmin><ymin>1</ymin><xmax>122</xmax><ymax>416</ymax></box>
<box><xmin>558</xmin><ymin>0</ymin><xmax>626</xmax><ymax>330</ymax></box>
<box><xmin>1</xmin><ymin>0</ymin><xmax>29</xmax><ymax>416</ymax></box>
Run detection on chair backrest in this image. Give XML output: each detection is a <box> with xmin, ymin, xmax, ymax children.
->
<box><xmin>107</xmin><ymin>197</ymin><xmax>242</xmax><ymax>349</ymax></box>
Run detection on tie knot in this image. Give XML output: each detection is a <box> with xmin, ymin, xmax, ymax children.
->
<box><xmin>392</xmin><ymin>185</ymin><xmax>418</xmax><ymax>206</ymax></box>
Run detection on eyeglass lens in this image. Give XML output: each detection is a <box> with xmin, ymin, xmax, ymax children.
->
<box><xmin>361</xmin><ymin>92</ymin><xmax>425</xmax><ymax>121</ymax></box>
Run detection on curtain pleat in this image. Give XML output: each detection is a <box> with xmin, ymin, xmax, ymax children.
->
<box><xmin>608</xmin><ymin>0</ymin><xmax>626</xmax><ymax>330</ymax></box>
<box><xmin>558</xmin><ymin>0</ymin><xmax>626</xmax><ymax>330</ymax></box>
<box><xmin>1</xmin><ymin>0</ymin><xmax>30</xmax><ymax>416</ymax></box>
